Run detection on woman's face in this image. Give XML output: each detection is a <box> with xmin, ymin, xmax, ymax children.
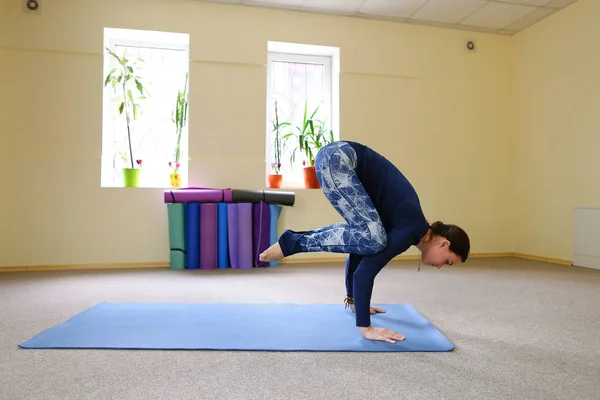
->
<box><xmin>420</xmin><ymin>237</ymin><xmax>462</xmax><ymax>268</ymax></box>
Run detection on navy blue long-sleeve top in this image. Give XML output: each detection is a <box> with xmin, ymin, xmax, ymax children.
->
<box><xmin>345</xmin><ymin>141</ymin><xmax>429</xmax><ymax>327</ymax></box>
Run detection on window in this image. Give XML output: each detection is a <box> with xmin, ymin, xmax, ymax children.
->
<box><xmin>101</xmin><ymin>28</ymin><xmax>190</xmax><ymax>188</ymax></box>
<box><xmin>266</xmin><ymin>41</ymin><xmax>340</xmax><ymax>188</ymax></box>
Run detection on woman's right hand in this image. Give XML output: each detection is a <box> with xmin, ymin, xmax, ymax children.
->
<box><xmin>360</xmin><ymin>326</ymin><xmax>405</xmax><ymax>343</ymax></box>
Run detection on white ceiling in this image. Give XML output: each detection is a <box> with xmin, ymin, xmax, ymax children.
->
<box><xmin>195</xmin><ymin>0</ymin><xmax>580</xmax><ymax>35</ymax></box>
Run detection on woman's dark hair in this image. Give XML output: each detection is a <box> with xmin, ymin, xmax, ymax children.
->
<box><xmin>429</xmin><ymin>221</ymin><xmax>470</xmax><ymax>262</ymax></box>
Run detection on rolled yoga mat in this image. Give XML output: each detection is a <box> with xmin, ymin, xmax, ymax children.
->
<box><xmin>167</xmin><ymin>203</ymin><xmax>186</xmax><ymax>270</ymax></box>
<box><xmin>253</xmin><ymin>201</ymin><xmax>271</xmax><ymax>267</ymax></box>
<box><xmin>200</xmin><ymin>204</ymin><xmax>218</xmax><ymax>270</ymax></box>
<box><xmin>18</xmin><ymin>302</ymin><xmax>455</xmax><ymax>352</ymax></box>
<box><xmin>164</xmin><ymin>187</ymin><xmax>232</xmax><ymax>204</ymax></box>
<box><xmin>227</xmin><ymin>204</ymin><xmax>239</xmax><ymax>268</ymax></box>
<box><xmin>231</xmin><ymin>189</ymin><xmax>295</xmax><ymax>207</ymax></box>
<box><xmin>237</xmin><ymin>203</ymin><xmax>254</xmax><ymax>269</ymax></box>
<box><xmin>268</xmin><ymin>204</ymin><xmax>282</xmax><ymax>267</ymax></box>
<box><xmin>185</xmin><ymin>203</ymin><xmax>200</xmax><ymax>270</ymax></box>
<box><xmin>217</xmin><ymin>203</ymin><xmax>229</xmax><ymax>269</ymax></box>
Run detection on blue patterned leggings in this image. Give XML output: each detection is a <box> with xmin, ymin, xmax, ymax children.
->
<box><xmin>278</xmin><ymin>141</ymin><xmax>387</xmax><ymax>257</ymax></box>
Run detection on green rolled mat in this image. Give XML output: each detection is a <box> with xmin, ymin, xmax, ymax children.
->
<box><xmin>170</xmin><ymin>251</ymin><xmax>186</xmax><ymax>272</ymax></box>
<box><xmin>167</xmin><ymin>203</ymin><xmax>186</xmax><ymax>270</ymax></box>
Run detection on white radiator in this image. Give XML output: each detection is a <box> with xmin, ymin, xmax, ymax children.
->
<box><xmin>573</xmin><ymin>207</ymin><xmax>600</xmax><ymax>270</ymax></box>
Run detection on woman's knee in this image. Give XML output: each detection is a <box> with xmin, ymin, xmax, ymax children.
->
<box><xmin>315</xmin><ymin>141</ymin><xmax>338</xmax><ymax>167</ymax></box>
<box><xmin>316</xmin><ymin>141</ymin><xmax>354</xmax><ymax>169</ymax></box>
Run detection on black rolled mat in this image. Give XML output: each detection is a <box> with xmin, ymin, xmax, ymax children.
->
<box><xmin>231</xmin><ymin>190</ymin><xmax>295</xmax><ymax>207</ymax></box>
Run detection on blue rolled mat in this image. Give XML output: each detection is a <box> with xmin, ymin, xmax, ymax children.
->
<box><xmin>268</xmin><ymin>204</ymin><xmax>282</xmax><ymax>267</ymax></box>
<box><xmin>185</xmin><ymin>203</ymin><xmax>200</xmax><ymax>270</ymax></box>
<box><xmin>18</xmin><ymin>302</ymin><xmax>455</xmax><ymax>352</ymax></box>
<box><xmin>217</xmin><ymin>203</ymin><xmax>229</xmax><ymax>268</ymax></box>
<box><xmin>167</xmin><ymin>203</ymin><xmax>186</xmax><ymax>270</ymax></box>
<box><xmin>227</xmin><ymin>204</ymin><xmax>239</xmax><ymax>268</ymax></box>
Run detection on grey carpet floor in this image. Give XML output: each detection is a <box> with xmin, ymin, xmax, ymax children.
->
<box><xmin>1</xmin><ymin>257</ymin><xmax>599</xmax><ymax>400</ymax></box>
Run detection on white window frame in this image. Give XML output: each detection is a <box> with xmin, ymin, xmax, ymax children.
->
<box><xmin>266</xmin><ymin>41</ymin><xmax>340</xmax><ymax>189</ymax></box>
<box><xmin>268</xmin><ymin>52</ymin><xmax>333</xmax><ymax>128</ymax></box>
<box><xmin>101</xmin><ymin>27</ymin><xmax>190</xmax><ymax>188</ymax></box>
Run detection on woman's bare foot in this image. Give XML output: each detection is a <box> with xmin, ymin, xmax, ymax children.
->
<box><xmin>259</xmin><ymin>242</ymin><xmax>284</xmax><ymax>262</ymax></box>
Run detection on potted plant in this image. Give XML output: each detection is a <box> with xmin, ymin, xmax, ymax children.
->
<box><xmin>283</xmin><ymin>101</ymin><xmax>335</xmax><ymax>188</ymax></box>
<box><xmin>305</xmin><ymin>115</ymin><xmax>335</xmax><ymax>188</ymax></box>
<box><xmin>268</xmin><ymin>100</ymin><xmax>289</xmax><ymax>188</ymax></box>
<box><xmin>170</xmin><ymin>72</ymin><xmax>189</xmax><ymax>188</ymax></box>
<box><xmin>104</xmin><ymin>47</ymin><xmax>148</xmax><ymax>187</ymax></box>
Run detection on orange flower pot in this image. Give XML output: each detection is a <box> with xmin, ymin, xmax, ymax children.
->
<box><xmin>303</xmin><ymin>166</ymin><xmax>320</xmax><ymax>189</ymax></box>
<box><xmin>267</xmin><ymin>174</ymin><xmax>282</xmax><ymax>188</ymax></box>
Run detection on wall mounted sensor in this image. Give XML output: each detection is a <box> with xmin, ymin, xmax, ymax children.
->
<box><xmin>24</xmin><ymin>0</ymin><xmax>41</xmax><ymax>13</ymax></box>
<box><xmin>466</xmin><ymin>40</ymin><xmax>477</xmax><ymax>52</ymax></box>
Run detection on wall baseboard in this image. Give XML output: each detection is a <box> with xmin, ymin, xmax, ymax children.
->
<box><xmin>0</xmin><ymin>253</ymin><xmax>572</xmax><ymax>272</ymax></box>
<box><xmin>0</xmin><ymin>262</ymin><xmax>168</xmax><ymax>273</ymax></box>
<box><xmin>511</xmin><ymin>253</ymin><xmax>572</xmax><ymax>266</ymax></box>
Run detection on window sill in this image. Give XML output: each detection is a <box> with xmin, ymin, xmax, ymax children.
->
<box><xmin>266</xmin><ymin>175</ymin><xmax>321</xmax><ymax>191</ymax></box>
<box><xmin>266</xmin><ymin>185</ymin><xmax>321</xmax><ymax>191</ymax></box>
<box><xmin>101</xmin><ymin>185</ymin><xmax>178</xmax><ymax>189</ymax></box>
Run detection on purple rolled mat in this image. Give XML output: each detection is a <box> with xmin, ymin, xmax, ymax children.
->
<box><xmin>200</xmin><ymin>204</ymin><xmax>218</xmax><ymax>270</ymax></box>
<box><xmin>237</xmin><ymin>203</ymin><xmax>253</xmax><ymax>269</ymax></box>
<box><xmin>253</xmin><ymin>201</ymin><xmax>271</xmax><ymax>267</ymax></box>
<box><xmin>164</xmin><ymin>187</ymin><xmax>233</xmax><ymax>204</ymax></box>
<box><xmin>227</xmin><ymin>204</ymin><xmax>239</xmax><ymax>268</ymax></box>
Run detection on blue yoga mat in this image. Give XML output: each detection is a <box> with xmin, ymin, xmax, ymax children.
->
<box><xmin>18</xmin><ymin>302</ymin><xmax>454</xmax><ymax>352</ymax></box>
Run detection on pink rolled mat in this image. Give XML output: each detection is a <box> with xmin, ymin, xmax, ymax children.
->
<box><xmin>253</xmin><ymin>202</ymin><xmax>271</xmax><ymax>267</ymax></box>
<box><xmin>200</xmin><ymin>204</ymin><xmax>218</xmax><ymax>270</ymax></box>
<box><xmin>227</xmin><ymin>204</ymin><xmax>239</xmax><ymax>268</ymax></box>
<box><xmin>164</xmin><ymin>187</ymin><xmax>233</xmax><ymax>203</ymax></box>
<box><xmin>237</xmin><ymin>203</ymin><xmax>253</xmax><ymax>269</ymax></box>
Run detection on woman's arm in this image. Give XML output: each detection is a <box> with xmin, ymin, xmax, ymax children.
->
<box><xmin>351</xmin><ymin>226</ymin><xmax>415</xmax><ymax>340</ymax></box>
<box><xmin>344</xmin><ymin>253</ymin><xmax>363</xmax><ymax>300</ymax></box>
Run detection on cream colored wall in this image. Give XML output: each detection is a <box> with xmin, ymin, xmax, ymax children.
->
<box><xmin>0</xmin><ymin>0</ymin><xmax>514</xmax><ymax>268</ymax></box>
<box><xmin>513</xmin><ymin>0</ymin><xmax>599</xmax><ymax>262</ymax></box>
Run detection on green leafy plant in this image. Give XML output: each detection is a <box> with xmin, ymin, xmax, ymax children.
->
<box><xmin>283</xmin><ymin>101</ymin><xmax>335</xmax><ymax>167</ymax></box>
<box><xmin>270</xmin><ymin>100</ymin><xmax>290</xmax><ymax>175</ymax></box>
<box><xmin>104</xmin><ymin>47</ymin><xmax>149</xmax><ymax>169</ymax></box>
<box><xmin>170</xmin><ymin>72</ymin><xmax>189</xmax><ymax>174</ymax></box>
<box><xmin>309</xmin><ymin>115</ymin><xmax>335</xmax><ymax>160</ymax></box>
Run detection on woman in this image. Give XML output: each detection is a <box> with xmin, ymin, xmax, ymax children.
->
<box><xmin>259</xmin><ymin>140</ymin><xmax>470</xmax><ymax>344</ymax></box>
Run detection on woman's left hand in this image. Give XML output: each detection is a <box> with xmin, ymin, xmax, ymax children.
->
<box><xmin>369</xmin><ymin>306</ymin><xmax>386</xmax><ymax>314</ymax></box>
